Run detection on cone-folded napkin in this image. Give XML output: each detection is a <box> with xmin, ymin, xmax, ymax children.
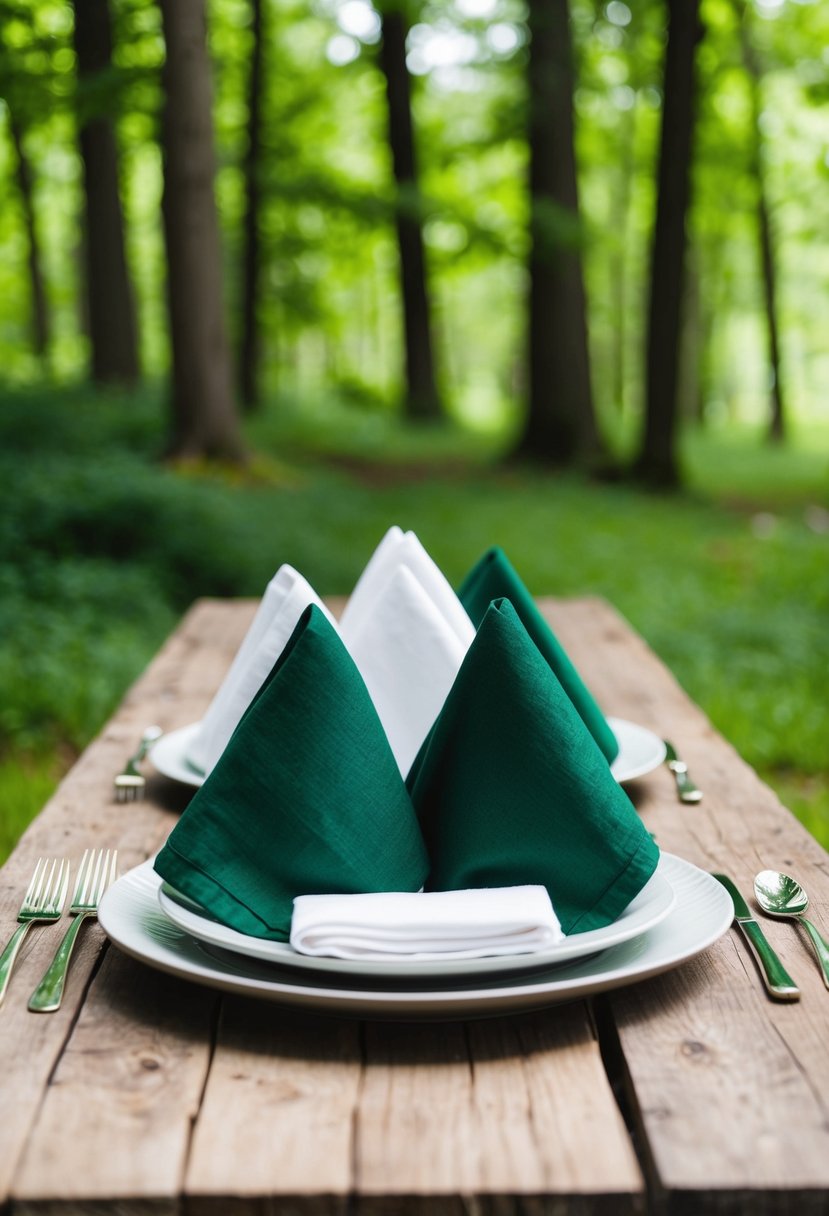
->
<box><xmin>407</xmin><ymin>599</ymin><xmax>658</xmax><ymax>933</ymax></box>
<box><xmin>341</xmin><ymin>563</ymin><xmax>470</xmax><ymax>777</ymax></box>
<box><xmin>340</xmin><ymin>526</ymin><xmax>475</xmax><ymax>649</ymax></box>
<box><xmin>458</xmin><ymin>547</ymin><xmax>619</xmax><ymax>764</ymax></box>
<box><xmin>187</xmin><ymin>565</ymin><xmax>336</xmax><ymax>776</ymax></box>
<box><xmin>155</xmin><ymin>605</ymin><xmax>430</xmax><ymax>941</ymax></box>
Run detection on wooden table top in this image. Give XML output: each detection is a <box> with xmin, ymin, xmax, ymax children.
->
<box><xmin>2</xmin><ymin>596</ymin><xmax>828</xmax><ymax>1216</ymax></box>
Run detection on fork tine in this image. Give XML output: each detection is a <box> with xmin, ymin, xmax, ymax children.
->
<box><xmin>24</xmin><ymin>858</ymin><xmax>55</xmax><ymax>915</ymax></box>
<box><xmin>72</xmin><ymin>849</ymin><xmax>90</xmax><ymax>906</ymax></box>
<box><xmin>87</xmin><ymin>849</ymin><xmax>105</xmax><ymax>904</ymax></box>
<box><xmin>50</xmin><ymin>860</ymin><xmax>71</xmax><ymax>916</ymax></box>
<box><xmin>21</xmin><ymin>858</ymin><xmax>45</xmax><ymax>911</ymax></box>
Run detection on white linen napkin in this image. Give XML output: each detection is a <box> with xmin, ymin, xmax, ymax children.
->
<box><xmin>342</xmin><ymin>563</ymin><xmax>470</xmax><ymax>776</ymax></box>
<box><xmin>186</xmin><ymin>565</ymin><xmax>336</xmax><ymax>775</ymax></box>
<box><xmin>339</xmin><ymin>526</ymin><xmax>475</xmax><ymax>649</ymax></box>
<box><xmin>290</xmin><ymin>886</ymin><xmax>563</xmax><ymax>960</ymax></box>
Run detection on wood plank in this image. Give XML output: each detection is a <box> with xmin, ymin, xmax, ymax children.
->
<box><xmin>354</xmin><ymin>1009</ymin><xmax>642</xmax><ymax>1213</ymax></box>
<box><xmin>184</xmin><ymin>997</ymin><xmax>362</xmax><ymax>1216</ymax></box>
<box><xmin>0</xmin><ymin>599</ymin><xmax>254</xmax><ymax>1206</ymax></box>
<box><xmin>11</xmin><ymin>946</ymin><xmax>216</xmax><ymax>1215</ymax></box>
<box><xmin>544</xmin><ymin>598</ymin><xmax>829</xmax><ymax>1213</ymax></box>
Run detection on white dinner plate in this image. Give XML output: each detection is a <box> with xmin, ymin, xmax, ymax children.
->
<box><xmin>156</xmin><ymin>861</ymin><xmax>676</xmax><ymax>980</ymax></box>
<box><xmin>149</xmin><ymin>723</ymin><xmax>203</xmax><ymax>785</ymax></box>
<box><xmin>607</xmin><ymin>717</ymin><xmax>666</xmax><ymax>783</ymax></box>
<box><xmin>98</xmin><ymin>854</ymin><xmax>732</xmax><ymax>1020</ymax></box>
<box><xmin>149</xmin><ymin>717</ymin><xmax>666</xmax><ymax>789</ymax></box>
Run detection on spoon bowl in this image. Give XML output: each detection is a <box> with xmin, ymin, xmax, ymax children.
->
<box><xmin>754</xmin><ymin>869</ymin><xmax>829</xmax><ymax>990</ymax></box>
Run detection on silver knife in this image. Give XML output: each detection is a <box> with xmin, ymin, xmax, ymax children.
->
<box><xmin>712</xmin><ymin>874</ymin><xmax>800</xmax><ymax>1001</ymax></box>
<box><xmin>664</xmin><ymin>740</ymin><xmax>702</xmax><ymax>803</ymax></box>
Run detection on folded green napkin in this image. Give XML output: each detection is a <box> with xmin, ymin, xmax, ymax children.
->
<box><xmin>407</xmin><ymin>599</ymin><xmax>658</xmax><ymax>933</ymax></box>
<box><xmin>154</xmin><ymin>606</ymin><xmax>430</xmax><ymax>940</ymax></box>
<box><xmin>458</xmin><ymin>547</ymin><xmax>619</xmax><ymax>764</ymax></box>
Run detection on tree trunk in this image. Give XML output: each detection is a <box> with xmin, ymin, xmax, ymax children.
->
<box><xmin>7</xmin><ymin>115</ymin><xmax>50</xmax><ymax>359</ymax></box>
<box><xmin>738</xmin><ymin>11</ymin><xmax>786</xmax><ymax>444</ymax></box>
<box><xmin>517</xmin><ymin>0</ymin><xmax>600</xmax><ymax>466</ymax></box>
<box><xmin>379</xmin><ymin>7</ymin><xmax>442</xmax><ymax>422</ymax></box>
<box><xmin>72</xmin><ymin>0</ymin><xmax>140</xmax><ymax>386</ymax></box>
<box><xmin>158</xmin><ymin>0</ymin><xmax>246</xmax><ymax>462</ymax></box>
<box><xmin>634</xmin><ymin>0</ymin><xmax>703</xmax><ymax>488</ymax></box>
<box><xmin>238</xmin><ymin>0</ymin><xmax>264</xmax><ymax>412</ymax></box>
<box><xmin>609</xmin><ymin>109</ymin><xmax>635</xmax><ymax>417</ymax></box>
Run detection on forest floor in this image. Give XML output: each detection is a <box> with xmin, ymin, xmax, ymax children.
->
<box><xmin>2</xmin><ymin>385</ymin><xmax>827</xmax><ymax>859</ymax></box>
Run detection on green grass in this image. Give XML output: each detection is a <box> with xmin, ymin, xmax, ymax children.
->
<box><xmin>2</xmin><ymin>385</ymin><xmax>827</xmax><ymax>858</ymax></box>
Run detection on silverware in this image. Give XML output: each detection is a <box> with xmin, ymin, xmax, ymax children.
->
<box><xmin>664</xmin><ymin>740</ymin><xmax>702</xmax><ymax>803</ymax></box>
<box><xmin>712</xmin><ymin>873</ymin><xmax>800</xmax><ymax>1001</ymax></box>
<box><xmin>0</xmin><ymin>859</ymin><xmax>70</xmax><ymax>1006</ymax></box>
<box><xmin>28</xmin><ymin>849</ymin><xmax>118</xmax><ymax>1013</ymax></box>
<box><xmin>754</xmin><ymin>870</ymin><xmax>829</xmax><ymax>990</ymax></box>
<box><xmin>114</xmin><ymin>725</ymin><xmax>162</xmax><ymax>802</ymax></box>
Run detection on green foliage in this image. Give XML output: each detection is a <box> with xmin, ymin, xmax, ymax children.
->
<box><xmin>0</xmin><ymin>387</ymin><xmax>269</xmax><ymax>756</ymax></box>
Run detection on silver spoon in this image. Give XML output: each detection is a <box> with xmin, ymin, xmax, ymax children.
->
<box><xmin>754</xmin><ymin>870</ymin><xmax>829</xmax><ymax>990</ymax></box>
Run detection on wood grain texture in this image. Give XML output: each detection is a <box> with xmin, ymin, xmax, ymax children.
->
<box><xmin>12</xmin><ymin>946</ymin><xmax>216</xmax><ymax>1210</ymax></box>
<box><xmin>186</xmin><ymin>999</ymin><xmax>362</xmax><ymax>1206</ymax></box>
<box><xmin>356</xmin><ymin>1009</ymin><xmax>641</xmax><ymax>1207</ymax></box>
<box><xmin>0</xmin><ymin>599</ymin><xmax>253</xmax><ymax>1207</ymax></box>
<box><xmin>542</xmin><ymin>598</ymin><xmax>829</xmax><ymax>1212</ymax></box>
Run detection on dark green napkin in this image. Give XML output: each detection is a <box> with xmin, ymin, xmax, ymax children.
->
<box><xmin>154</xmin><ymin>605</ymin><xmax>429</xmax><ymax>941</ymax></box>
<box><xmin>458</xmin><ymin>547</ymin><xmax>619</xmax><ymax>764</ymax></box>
<box><xmin>407</xmin><ymin>599</ymin><xmax>658</xmax><ymax>933</ymax></box>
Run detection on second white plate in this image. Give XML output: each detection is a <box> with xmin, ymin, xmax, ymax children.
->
<box><xmin>156</xmin><ymin>861</ymin><xmax>675</xmax><ymax>980</ymax></box>
<box><xmin>98</xmin><ymin>854</ymin><xmax>732</xmax><ymax>1020</ymax></box>
<box><xmin>150</xmin><ymin>717</ymin><xmax>666</xmax><ymax>789</ymax></box>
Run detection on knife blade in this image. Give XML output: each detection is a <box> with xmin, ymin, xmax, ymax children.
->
<box><xmin>664</xmin><ymin>740</ymin><xmax>703</xmax><ymax>803</ymax></box>
<box><xmin>712</xmin><ymin>873</ymin><xmax>800</xmax><ymax>1001</ymax></box>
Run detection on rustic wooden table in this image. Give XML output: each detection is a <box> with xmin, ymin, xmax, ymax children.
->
<box><xmin>1</xmin><ymin>597</ymin><xmax>828</xmax><ymax>1216</ymax></box>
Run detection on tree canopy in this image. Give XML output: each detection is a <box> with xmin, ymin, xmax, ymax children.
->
<box><xmin>0</xmin><ymin>0</ymin><xmax>826</xmax><ymax>463</ymax></box>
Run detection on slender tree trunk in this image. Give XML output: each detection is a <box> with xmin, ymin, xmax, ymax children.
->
<box><xmin>158</xmin><ymin>0</ymin><xmax>246</xmax><ymax>461</ymax></box>
<box><xmin>634</xmin><ymin>0</ymin><xmax>703</xmax><ymax>488</ymax></box>
<box><xmin>379</xmin><ymin>7</ymin><xmax>442</xmax><ymax>421</ymax></box>
<box><xmin>609</xmin><ymin>109</ymin><xmax>635</xmax><ymax>417</ymax></box>
<box><xmin>517</xmin><ymin>0</ymin><xmax>600</xmax><ymax>465</ymax></box>
<box><xmin>72</xmin><ymin>0</ymin><xmax>140</xmax><ymax>386</ymax></box>
<box><xmin>238</xmin><ymin>0</ymin><xmax>264</xmax><ymax>412</ymax></box>
<box><xmin>738</xmin><ymin>12</ymin><xmax>786</xmax><ymax>444</ymax></box>
<box><xmin>7</xmin><ymin>115</ymin><xmax>50</xmax><ymax>359</ymax></box>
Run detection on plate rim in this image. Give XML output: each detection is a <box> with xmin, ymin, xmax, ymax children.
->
<box><xmin>155</xmin><ymin>861</ymin><xmax>677</xmax><ymax>980</ymax></box>
<box><xmin>98</xmin><ymin>854</ymin><xmax>733</xmax><ymax>1017</ymax></box>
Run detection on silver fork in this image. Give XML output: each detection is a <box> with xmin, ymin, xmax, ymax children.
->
<box><xmin>28</xmin><ymin>849</ymin><xmax>118</xmax><ymax>1013</ymax></box>
<box><xmin>0</xmin><ymin>858</ymin><xmax>70</xmax><ymax>1006</ymax></box>
<box><xmin>114</xmin><ymin>725</ymin><xmax>162</xmax><ymax>802</ymax></box>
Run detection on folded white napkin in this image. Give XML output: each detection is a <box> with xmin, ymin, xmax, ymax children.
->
<box><xmin>186</xmin><ymin>565</ymin><xmax>336</xmax><ymax>775</ymax></box>
<box><xmin>339</xmin><ymin>526</ymin><xmax>475</xmax><ymax>649</ymax></box>
<box><xmin>342</xmin><ymin>563</ymin><xmax>470</xmax><ymax>776</ymax></box>
<box><xmin>290</xmin><ymin>886</ymin><xmax>563</xmax><ymax>960</ymax></box>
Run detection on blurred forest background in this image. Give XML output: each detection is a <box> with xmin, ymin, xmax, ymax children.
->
<box><xmin>0</xmin><ymin>0</ymin><xmax>827</xmax><ymax>858</ymax></box>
